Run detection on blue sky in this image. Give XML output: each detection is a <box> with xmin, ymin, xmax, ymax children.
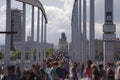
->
<box><xmin>0</xmin><ymin>0</ymin><xmax>120</xmax><ymax>45</ymax></box>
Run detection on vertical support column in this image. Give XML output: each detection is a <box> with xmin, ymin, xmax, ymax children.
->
<box><xmin>71</xmin><ymin>8</ymin><xmax>75</xmax><ymax>61</ymax></box>
<box><xmin>74</xmin><ymin>0</ymin><xmax>79</xmax><ymax>61</ymax></box>
<box><xmin>30</xmin><ymin>5</ymin><xmax>34</xmax><ymax>66</ymax></box>
<box><xmin>71</xmin><ymin>0</ymin><xmax>79</xmax><ymax>62</ymax></box>
<box><xmin>82</xmin><ymin>0</ymin><xmax>87</xmax><ymax>64</ymax></box>
<box><xmin>89</xmin><ymin>0</ymin><xmax>95</xmax><ymax>61</ymax></box>
<box><xmin>40</xmin><ymin>14</ymin><xmax>44</xmax><ymax>62</ymax></box>
<box><xmin>74</xmin><ymin>0</ymin><xmax>79</xmax><ymax>62</ymax></box>
<box><xmin>71</xmin><ymin>16</ymin><xmax>75</xmax><ymax>62</ymax></box>
<box><xmin>4</xmin><ymin>0</ymin><xmax>11</xmax><ymax>75</ymax></box>
<box><xmin>43</xmin><ymin>22</ymin><xmax>47</xmax><ymax>59</ymax></box>
<box><xmin>21</xmin><ymin>2</ymin><xmax>26</xmax><ymax>72</ymax></box>
<box><xmin>36</xmin><ymin>8</ymin><xmax>40</xmax><ymax>63</ymax></box>
<box><xmin>103</xmin><ymin>0</ymin><xmax>115</xmax><ymax>68</ymax></box>
<box><xmin>78</xmin><ymin>0</ymin><xmax>82</xmax><ymax>63</ymax></box>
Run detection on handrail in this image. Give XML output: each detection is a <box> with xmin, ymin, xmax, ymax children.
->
<box><xmin>16</xmin><ymin>0</ymin><xmax>48</xmax><ymax>23</ymax></box>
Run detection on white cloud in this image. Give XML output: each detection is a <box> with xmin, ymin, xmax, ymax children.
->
<box><xmin>0</xmin><ymin>0</ymin><xmax>74</xmax><ymax>45</ymax></box>
<box><xmin>44</xmin><ymin>3</ymin><xmax>73</xmax><ymax>44</ymax></box>
<box><xmin>0</xmin><ymin>5</ymin><xmax>5</xmax><ymax>11</ymax></box>
<box><xmin>95</xmin><ymin>23</ymin><xmax>103</xmax><ymax>39</ymax></box>
<box><xmin>0</xmin><ymin>0</ymin><xmax>120</xmax><ymax>45</ymax></box>
<box><xmin>0</xmin><ymin>4</ymin><xmax>6</xmax><ymax>45</ymax></box>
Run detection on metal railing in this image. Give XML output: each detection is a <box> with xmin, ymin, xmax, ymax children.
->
<box><xmin>3</xmin><ymin>0</ymin><xmax>47</xmax><ymax>74</ymax></box>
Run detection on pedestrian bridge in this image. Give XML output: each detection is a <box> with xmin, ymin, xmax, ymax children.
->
<box><xmin>0</xmin><ymin>0</ymin><xmax>116</xmax><ymax>75</ymax></box>
<box><xmin>2</xmin><ymin>0</ymin><xmax>48</xmax><ymax>74</ymax></box>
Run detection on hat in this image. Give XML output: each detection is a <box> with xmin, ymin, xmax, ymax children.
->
<box><xmin>7</xmin><ymin>65</ymin><xmax>15</xmax><ymax>71</ymax></box>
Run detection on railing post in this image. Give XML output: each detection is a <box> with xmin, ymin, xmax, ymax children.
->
<box><xmin>40</xmin><ymin>14</ymin><xmax>44</xmax><ymax>62</ymax></box>
<box><xmin>36</xmin><ymin>8</ymin><xmax>40</xmax><ymax>63</ymax></box>
<box><xmin>78</xmin><ymin>0</ymin><xmax>82</xmax><ymax>63</ymax></box>
<box><xmin>44</xmin><ymin>22</ymin><xmax>47</xmax><ymax>59</ymax></box>
<box><xmin>4</xmin><ymin>0</ymin><xmax>11</xmax><ymax>75</ymax></box>
<box><xmin>21</xmin><ymin>2</ymin><xmax>26</xmax><ymax>72</ymax></box>
<box><xmin>75</xmin><ymin>0</ymin><xmax>79</xmax><ymax>62</ymax></box>
<box><xmin>30</xmin><ymin>5</ymin><xmax>34</xmax><ymax>66</ymax></box>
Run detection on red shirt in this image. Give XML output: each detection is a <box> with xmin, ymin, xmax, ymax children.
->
<box><xmin>86</xmin><ymin>67</ymin><xmax>92</xmax><ymax>78</ymax></box>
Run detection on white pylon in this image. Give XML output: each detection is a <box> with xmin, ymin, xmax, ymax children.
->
<box><xmin>103</xmin><ymin>0</ymin><xmax>116</xmax><ymax>69</ymax></box>
<box><xmin>89</xmin><ymin>0</ymin><xmax>95</xmax><ymax>62</ymax></box>
<box><xmin>82</xmin><ymin>0</ymin><xmax>87</xmax><ymax>64</ymax></box>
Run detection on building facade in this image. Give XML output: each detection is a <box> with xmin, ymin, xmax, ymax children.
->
<box><xmin>13</xmin><ymin>36</ymin><xmax>54</xmax><ymax>51</ymax></box>
<box><xmin>11</xmin><ymin>9</ymin><xmax>22</xmax><ymax>51</ymax></box>
<box><xmin>11</xmin><ymin>9</ymin><xmax>22</xmax><ymax>42</ymax></box>
<box><xmin>58</xmin><ymin>32</ymin><xmax>68</xmax><ymax>52</ymax></box>
<box><xmin>69</xmin><ymin>39</ymin><xmax>120</xmax><ymax>61</ymax></box>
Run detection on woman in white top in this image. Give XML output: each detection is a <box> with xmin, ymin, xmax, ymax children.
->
<box><xmin>0</xmin><ymin>66</ymin><xmax>4</xmax><ymax>80</ymax></box>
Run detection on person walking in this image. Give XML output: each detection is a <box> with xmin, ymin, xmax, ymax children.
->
<box><xmin>50</xmin><ymin>61</ymin><xmax>61</xmax><ymax>80</ymax></box>
<box><xmin>91</xmin><ymin>64</ymin><xmax>101</xmax><ymax>80</ymax></box>
<box><xmin>85</xmin><ymin>60</ymin><xmax>92</xmax><ymax>80</ymax></box>
<box><xmin>0</xmin><ymin>67</ymin><xmax>4</xmax><ymax>80</ymax></box>
<box><xmin>71</xmin><ymin>62</ymin><xmax>78</xmax><ymax>80</ymax></box>
<box><xmin>98</xmin><ymin>64</ymin><xmax>106</xmax><ymax>80</ymax></box>
<box><xmin>16</xmin><ymin>66</ymin><xmax>21</xmax><ymax>79</ymax></box>
<box><xmin>106</xmin><ymin>63</ymin><xmax>115</xmax><ymax>80</ymax></box>
<box><xmin>56</xmin><ymin>62</ymin><xmax>67</xmax><ymax>80</ymax></box>
<box><xmin>2</xmin><ymin>65</ymin><xmax>20</xmax><ymax>80</ymax></box>
<box><xmin>115</xmin><ymin>62</ymin><xmax>120</xmax><ymax>80</ymax></box>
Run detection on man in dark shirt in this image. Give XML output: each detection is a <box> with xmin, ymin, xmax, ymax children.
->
<box><xmin>56</xmin><ymin>62</ymin><xmax>67</xmax><ymax>80</ymax></box>
<box><xmin>3</xmin><ymin>65</ymin><xmax>20</xmax><ymax>80</ymax></box>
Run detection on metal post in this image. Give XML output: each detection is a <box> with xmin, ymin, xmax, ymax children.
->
<box><xmin>40</xmin><ymin>14</ymin><xmax>44</xmax><ymax>62</ymax></box>
<box><xmin>74</xmin><ymin>0</ymin><xmax>78</xmax><ymax>62</ymax></box>
<box><xmin>78</xmin><ymin>0</ymin><xmax>82</xmax><ymax>63</ymax></box>
<box><xmin>82</xmin><ymin>0</ymin><xmax>87</xmax><ymax>64</ymax></box>
<box><xmin>71</xmin><ymin>15</ymin><xmax>75</xmax><ymax>62</ymax></box>
<box><xmin>36</xmin><ymin>8</ymin><xmax>40</xmax><ymax>63</ymax></box>
<box><xmin>4</xmin><ymin>0</ymin><xmax>11</xmax><ymax>75</ymax></box>
<box><xmin>89</xmin><ymin>0</ymin><xmax>95</xmax><ymax>61</ymax></box>
<box><xmin>71</xmin><ymin>8</ymin><xmax>75</xmax><ymax>62</ymax></box>
<box><xmin>30</xmin><ymin>5</ymin><xmax>34</xmax><ymax>66</ymax></box>
<box><xmin>72</xmin><ymin>0</ymin><xmax>78</xmax><ymax>62</ymax></box>
<box><xmin>21</xmin><ymin>2</ymin><xmax>26</xmax><ymax>72</ymax></box>
<box><xmin>44</xmin><ymin>23</ymin><xmax>47</xmax><ymax>59</ymax></box>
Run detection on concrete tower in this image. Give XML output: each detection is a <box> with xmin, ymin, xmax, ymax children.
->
<box><xmin>103</xmin><ymin>0</ymin><xmax>116</xmax><ymax>68</ymax></box>
<box><xmin>11</xmin><ymin>9</ymin><xmax>22</xmax><ymax>42</ymax></box>
<box><xmin>11</xmin><ymin>9</ymin><xmax>22</xmax><ymax>51</ymax></box>
<box><xmin>59</xmin><ymin>32</ymin><xmax>68</xmax><ymax>52</ymax></box>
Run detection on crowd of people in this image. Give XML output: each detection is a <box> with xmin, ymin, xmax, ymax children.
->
<box><xmin>0</xmin><ymin>52</ymin><xmax>70</xmax><ymax>80</ymax></box>
<box><xmin>1</xmin><ymin>52</ymin><xmax>120</xmax><ymax>80</ymax></box>
<box><xmin>70</xmin><ymin>60</ymin><xmax>120</xmax><ymax>80</ymax></box>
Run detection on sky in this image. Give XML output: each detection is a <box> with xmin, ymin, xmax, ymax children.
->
<box><xmin>0</xmin><ymin>0</ymin><xmax>120</xmax><ymax>45</ymax></box>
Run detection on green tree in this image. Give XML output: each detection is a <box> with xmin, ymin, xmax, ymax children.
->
<box><xmin>34</xmin><ymin>49</ymin><xmax>36</xmax><ymax>60</ymax></box>
<box><xmin>25</xmin><ymin>51</ymin><xmax>30</xmax><ymax>60</ymax></box>
<box><xmin>0</xmin><ymin>52</ymin><xmax>3</xmax><ymax>60</ymax></box>
<box><xmin>46</xmin><ymin>48</ymin><xmax>54</xmax><ymax>56</ymax></box>
<box><xmin>13</xmin><ymin>51</ymin><xmax>21</xmax><ymax>59</ymax></box>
